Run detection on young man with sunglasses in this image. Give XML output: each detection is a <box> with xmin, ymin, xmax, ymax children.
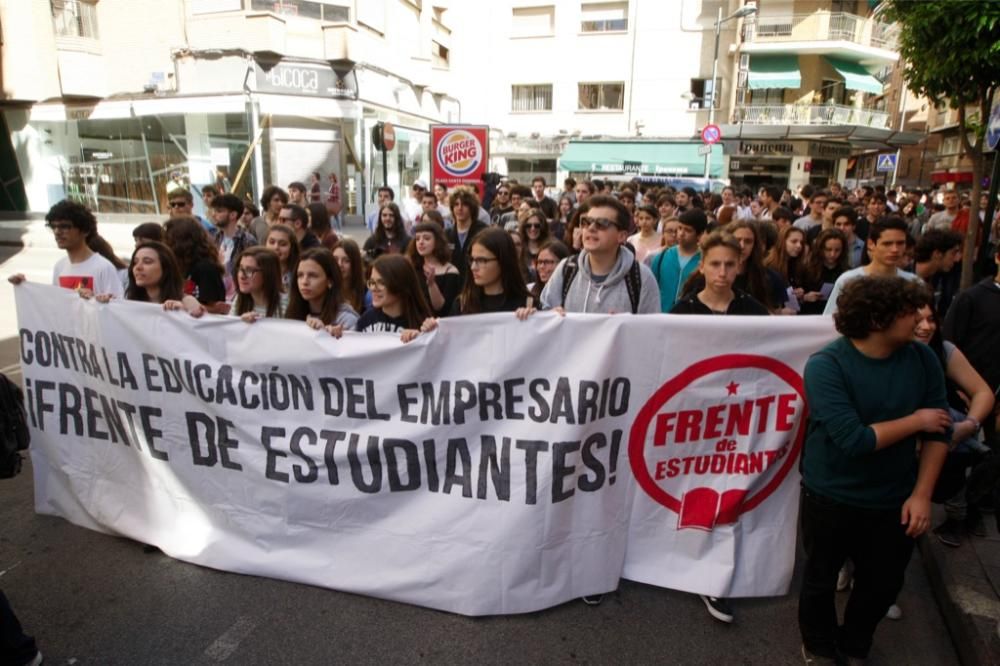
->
<box><xmin>532</xmin><ymin>195</ymin><xmax>660</xmax><ymax>315</ymax></box>
<box><xmin>490</xmin><ymin>186</ymin><xmax>514</xmax><ymax>226</ymax></box>
<box><xmin>166</xmin><ymin>188</ymin><xmax>215</xmax><ymax>233</ymax></box>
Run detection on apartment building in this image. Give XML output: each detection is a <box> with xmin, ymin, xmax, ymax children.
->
<box><xmin>0</xmin><ymin>0</ymin><xmax>460</xmax><ymax>218</ymax></box>
<box><xmin>924</xmin><ymin>99</ymin><xmax>997</xmax><ymax>192</ymax></box>
<box><xmin>721</xmin><ymin>0</ymin><xmax>921</xmax><ymax>191</ymax></box>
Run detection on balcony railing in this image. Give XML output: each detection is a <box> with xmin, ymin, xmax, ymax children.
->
<box><xmin>743</xmin><ymin>12</ymin><xmax>898</xmax><ymax>51</ymax></box>
<box><xmin>733</xmin><ymin>103</ymin><xmax>890</xmax><ymax>129</ymax></box>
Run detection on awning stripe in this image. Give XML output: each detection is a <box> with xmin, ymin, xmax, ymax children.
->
<box><xmin>747</xmin><ymin>55</ymin><xmax>802</xmax><ymax>90</ymax></box>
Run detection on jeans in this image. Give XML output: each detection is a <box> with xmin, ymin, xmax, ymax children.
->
<box><xmin>798</xmin><ymin>488</ymin><xmax>914</xmax><ymax>659</ymax></box>
<box><xmin>0</xmin><ymin>589</ymin><xmax>37</xmax><ymax>666</ymax></box>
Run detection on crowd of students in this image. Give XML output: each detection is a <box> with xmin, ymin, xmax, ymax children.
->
<box><xmin>7</xmin><ymin>174</ymin><xmax>1000</xmax><ymax>665</ymax></box>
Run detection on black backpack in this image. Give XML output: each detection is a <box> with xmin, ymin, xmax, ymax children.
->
<box><xmin>561</xmin><ymin>254</ymin><xmax>642</xmax><ymax>314</ymax></box>
<box><xmin>0</xmin><ymin>373</ymin><xmax>30</xmax><ymax>478</ymax></box>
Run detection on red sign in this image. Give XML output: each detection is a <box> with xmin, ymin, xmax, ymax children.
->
<box><xmin>701</xmin><ymin>124</ymin><xmax>722</xmax><ymax>145</ymax></box>
<box><xmin>430</xmin><ymin>125</ymin><xmax>489</xmax><ymax>193</ymax></box>
<box><xmin>382</xmin><ymin>122</ymin><xmax>396</xmax><ymax>152</ymax></box>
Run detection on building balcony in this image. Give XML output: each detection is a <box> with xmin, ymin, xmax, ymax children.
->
<box><xmin>732</xmin><ymin>103</ymin><xmax>890</xmax><ymax>130</ymax></box>
<box><xmin>741</xmin><ymin>12</ymin><xmax>898</xmax><ymax>65</ymax></box>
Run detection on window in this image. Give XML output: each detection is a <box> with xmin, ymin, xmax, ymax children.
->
<box><xmin>689</xmin><ymin>78</ymin><xmax>722</xmax><ymax>109</ymax></box>
<box><xmin>746</xmin><ymin>89</ymin><xmax>784</xmax><ymax>105</ymax></box>
<box><xmin>512</xmin><ymin>6</ymin><xmax>555</xmax><ymax>38</ymax></box>
<box><xmin>819</xmin><ymin>79</ymin><xmax>846</xmax><ymax>105</ymax></box>
<box><xmin>512</xmin><ymin>84</ymin><xmax>553</xmax><ymax>112</ymax></box>
<box><xmin>51</xmin><ymin>0</ymin><xmax>99</xmax><ymax>39</ymax></box>
<box><xmin>941</xmin><ymin>136</ymin><xmax>960</xmax><ymax>155</ymax></box>
<box><xmin>433</xmin><ymin>42</ymin><xmax>450</xmax><ymax>68</ymax></box>
<box><xmin>578</xmin><ymin>82</ymin><xmax>624</xmax><ymax>111</ymax></box>
<box><xmin>249</xmin><ymin>1</ymin><xmax>350</xmax><ymax>22</ymax></box>
<box><xmin>581</xmin><ymin>1</ymin><xmax>627</xmax><ymax>32</ymax></box>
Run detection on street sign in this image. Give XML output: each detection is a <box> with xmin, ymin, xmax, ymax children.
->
<box><xmin>701</xmin><ymin>124</ymin><xmax>722</xmax><ymax>144</ymax></box>
<box><xmin>987</xmin><ymin>103</ymin><xmax>1000</xmax><ymax>150</ymax></box>
<box><xmin>698</xmin><ymin>144</ymin><xmax>712</xmax><ymax>156</ymax></box>
<box><xmin>876</xmin><ymin>153</ymin><xmax>897</xmax><ymax>172</ymax></box>
<box><xmin>382</xmin><ymin>122</ymin><xmax>396</xmax><ymax>151</ymax></box>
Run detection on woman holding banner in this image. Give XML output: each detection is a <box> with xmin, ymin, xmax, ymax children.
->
<box><xmin>230</xmin><ymin>247</ymin><xmax>286</xmax><ymax>320</ymax></box>
<box><xmin>285</xmin><ymin>248</ymin><xmax>359</xmax><ymax>337</ymax></box>
<box><xmin>356</xmin><ymin>255</ymin><xmax>431</xmax><ymax>340</ymax></box>
<box><xmin>93</xmin><ymin>241</ymin><xmax>204</xmax><ymax>317</ymax></box>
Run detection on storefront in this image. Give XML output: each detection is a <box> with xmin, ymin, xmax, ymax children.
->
<box><xmin>5</xmin><ymin>54</ymin><xmax>456</xmax><ymax>220</ymax></box>
<box><xmin>723</xmin><ymin>139</ymin><xmax>852</xmax><ymax>190</ymax></box>
<box><xmin>557</xmin><ymin>141</ymin><xmax>724</xmax><ymax>183</ymax></box>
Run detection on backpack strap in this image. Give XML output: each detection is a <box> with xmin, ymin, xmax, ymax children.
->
<box><xmin>625</xmin><ymin>258</ymin><xmax>642</xmax><ymax>314</ymax></box>
<box><xmin>560</xmin><ymin>255</ymin><xmax>580</xmax><ymax>306</ymax></box>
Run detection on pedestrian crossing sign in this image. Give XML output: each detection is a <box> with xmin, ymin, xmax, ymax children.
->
<box><xmin>876</xmin><ymin>154</ymin><xmax>897</xmax><ymax>172</ymax></box>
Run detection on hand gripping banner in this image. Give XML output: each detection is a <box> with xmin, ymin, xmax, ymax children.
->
<box><xmin>14</xmin><ymin>284</ymin><xmax>836</xmax><ymax>615</ymax></box>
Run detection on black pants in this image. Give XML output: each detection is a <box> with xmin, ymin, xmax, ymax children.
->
<box><xmin>798</xmin><ymin>488</ymin><xmax>914</xmax><ymax>659</ymax></box>
<box><xmin>0</xmin><ymin>589</ymin><xmax>37</xmax><ymax>666</ymax></box>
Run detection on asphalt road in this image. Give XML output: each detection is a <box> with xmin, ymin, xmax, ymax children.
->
<box><xmin>0</xmin><ymin>240</ymin><xmax>959</xmax><ymax>665</ymax></box>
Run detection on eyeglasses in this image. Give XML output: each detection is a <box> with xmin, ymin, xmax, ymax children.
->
<box><xmin>47</xmin><ymin>222</ymin><xmax>74</xmax><ymax>232</ymax></box>
<box><xmin>168</xmin><ymin>201</ymin><xmax>188</xmax><ymax>208</ymax></box>
<box><xmin>525</xmin><ymin>223</ymin><xmax>542</xmax><ymax>229</ymax></box>
<box><xmin>469</xmin><ymin>257</ymin><xmax>498</xmax><ymax>267</ymax></box>
<box><xmin>536</xmin><ymin>258</ymin><xmax>557</xmax><ymax>267</ymax></box>
<box><xmin>366</xmin><ymin>279</ymin><xmax>386</xmax><ymax>290</ymax></box>
<box><xmin>238</xmin><ymin>267</ymin><xmax>261</xmax><ymax>278</ymax></box>
<box><xmin>497</xmin><ymin>191</ymin><xmax>510</xmax><ymax>196</ymax></box>
<box><xmin>580</xmin><ymin>216</ymin><xmax>618</xmax><ymax>231</ymax></box>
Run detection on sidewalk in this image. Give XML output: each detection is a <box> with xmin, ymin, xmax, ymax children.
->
<box><xmin>920</xmin><ymin>504</ymin><xmax>1000</xmax><ymax>665</ymax></box>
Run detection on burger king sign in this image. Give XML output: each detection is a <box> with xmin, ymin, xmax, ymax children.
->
<box><xmin>431</xmin><ymin>125</ymin><xmax>489</xmax><ymax>191</ymax></box>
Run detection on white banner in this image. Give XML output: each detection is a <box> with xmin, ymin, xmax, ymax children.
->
<box><xmin>14</xmin><ymin>284</ymin><xmax>837</xmax><ymax>615</ymax></box>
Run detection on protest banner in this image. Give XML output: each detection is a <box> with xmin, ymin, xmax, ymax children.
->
<box><xmin>14</xmin><ymin>284</ymin><xmax>837</xmax><ymax>615</ymax></box>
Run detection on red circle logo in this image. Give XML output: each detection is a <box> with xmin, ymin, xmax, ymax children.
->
<box><xmin>628</xmin><ymin>354</ymin><xmax>807</xmax><ymax>530</ymax></box>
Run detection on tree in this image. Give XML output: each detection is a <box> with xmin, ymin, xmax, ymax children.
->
<box><xmin>883</xmin><ymin>1</ymin><xmax>1000</xmax><ymax>288</ymax></box>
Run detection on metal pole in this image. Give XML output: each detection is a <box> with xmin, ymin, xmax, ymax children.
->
<box><xmin>133</xmin><ymin>104</ymin><xmax>160</xmax><ymax>214</ymax></box>
<box><xmin>705</xmin><ymin>6</ymin><xmax>722</xmax><ymax>183</ymax></box>
<box><xmin>891</xmin><ymin>87</ymin><xmax>907</xmax><ymax>188</ymax></box>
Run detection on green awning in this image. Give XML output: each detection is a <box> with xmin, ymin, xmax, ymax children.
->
<box><xmin>825</xmin><ymin>57</ymin><xmax>883</xmax><ymax>94</ymax></box>
<box><xmin>747</xmin><ymin>55</ymin><xmax>801</xmax><ymax>90</ymax></box>
<box><xmin>558</xmin><ymin>141</ymin><xmax>723</xmax><ymax>178</ymax></box>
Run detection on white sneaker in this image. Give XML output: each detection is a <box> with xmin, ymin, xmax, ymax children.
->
<box><xmin>836</xmin><ymin>564</ymin><xmax>853</xmax><ymax>592</ymax></box>
<box><xmin>27</xmin><ymin>652</ymin><xmax>43</xmax><ymax>666</ymax></box>
<box><xmin>885</xmin><ymin>604</ymin><xmax>903</xmax><ymax>620</ymax></box>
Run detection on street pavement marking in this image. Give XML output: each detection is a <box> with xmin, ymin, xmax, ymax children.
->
<box><xmin>202</xmin><ymin>615</ymin><xmax>258</xmax><ymax>662</ymax></box>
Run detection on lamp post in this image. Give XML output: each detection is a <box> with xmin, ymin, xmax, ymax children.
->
<box><xmin>704</xmin><ymin>4</ymin><xmax>758</xmax><ymax>182</ymax></box>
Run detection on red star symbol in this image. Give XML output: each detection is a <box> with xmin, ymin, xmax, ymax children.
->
<box><xmin>726</xmin><ymin>381</ymin><xmax>739</xmax><ymax>396</ymax></box>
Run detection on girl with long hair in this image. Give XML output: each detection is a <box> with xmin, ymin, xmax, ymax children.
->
<box><xmin>356</xmin><ymin>255</ymin><xmax>432</xmax><ymax>339</ymax></box>
<box><xmin>798</xmin><ymin>228</ymin><xmax>849</xmax><ymax>315</ymax></box>
<box><xmin>332</xmin><ymin>238</ymin><xmax>368</xmax><ymax>315</ymax></box>
<box><xmin>264</xmin><ymin>224</ymin><xmax>300</xmax><ymax>293</ymax></box>
<box><xmin>627</xmin><ymin>204</ymin><xmax>662</xmax><ymax>264</ymax></box>
<box><xmin>94</xmin><ymin>241</ymin><xmax>204</xmax><ymax>316</ymax></box>
<box><xmin>285</xmin><ymin>247</ymin><xmax>359</xmax><ymax>336</ymax></box>
<box><xmin>528</xmin><ymin>240</ymin><xmax>570</xmax><ymax>303</ymax></box>
<box><xmin>518</xmin><ymin>209</ymin><xmax>552</xmax><ymax>274</ymax></box>
<box><xmin>552</xmin><ymin>195</ymin><xmax>573</xmax><ymax>241</ymax></box>
<box><xmin>406</xmin><ymin>221</ymin><xmax>461</xmax><ymax>316</ymax></box>
<box><xmin>453</xmin><ymin>227</ymin><xmax>530</xmax><ymax>315</ymax></box>
<box><xmin>724</xmin><ymin>220</ymin><xmax>783</xmax><ymax>312</ymax></box>
<box><xmin>363</xmin><ymin>202</ymin><xmax>411</xmax><ymax>260</ymax></box>
<box><xmin>230</xmin><ymin>246</ymin><xmax>285</xmax><ymax>321</ymax></box>
<box><xmin>764</xmin><ymin>225</ymin><xmax>808</xmax><ymax>313</ymax></box>
<box><xmin>163</xmin><ymin>215</ymin><xmax>227</xmax><ymax>313</ymax></box>
<box><xmin>563</xmin><ymin>202</ymin><xmax>589</xmax><ymax>255</ymax></box>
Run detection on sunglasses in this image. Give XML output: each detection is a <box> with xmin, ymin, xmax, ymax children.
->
<box><xmin>525</xmin><ymin>223</ymin><xmax>542</xmax><ymax>229</ymax></box>
<box><xmin>580</xmin><ymin>216</ymin><xmax>618</xmax><ymax>231</ymax></box>
<box><xmin>47</xmin><ymin>222</ymin><xmax>74</xmax><ymax>232</ymax></box>
<box><xmin>168</xmin><ymin>201</ymin><xmax>188</xmax><ymax>208</ymax></box>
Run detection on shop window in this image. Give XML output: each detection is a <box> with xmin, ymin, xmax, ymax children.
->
<box><xmin>581</xmin><ymin>2</ymin><xmax>627</xmax><ymax>32</ymax></box>
<box><xmin>249</xmin><ymin>0</ymin><xmax>350</xmax><ymax>22</ymax></box>
<box><xmin>689</xmin><ymin>78</ymin><xmax>722</xmax><ymax>109</ymax></box>
<box><xmin>512</xmin><ymin>6</ymin><xmax>555</xmax><ymax>38</ymax></box>
<box><xmin>578</xmin><ymin>82</ymin><xmax>624</xmax><ymax>111</ymax></box>
<box><xmin>512</xmin><ymin>84</ymin><xmax>553</xmax><ymax>112</ymax></box>
<box><xmin>51</xmin><ymin>0</ymin><xmax>99</xmax><ymax>40</ymax></box>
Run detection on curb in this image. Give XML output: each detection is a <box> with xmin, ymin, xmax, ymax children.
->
<box><xmin>918</xmin><ymin>526</ymin><xmax>1000</xmax><ymax>666</ymax></box>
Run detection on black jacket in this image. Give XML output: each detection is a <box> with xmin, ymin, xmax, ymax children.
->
<box><xmin>944</xmin><ymin>278</ymin><xmax>1000</xmax><ymax>390</ymax></box>
<box><xmin>446</xmin><ymin>220</ymin><xmax>488</xmax><ymax>281</ymax></box>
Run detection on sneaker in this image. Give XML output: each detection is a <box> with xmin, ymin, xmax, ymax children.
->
<box><xmin>581</xmin><ymin>595</ymin><xmax>603</xmax><ymax>606</ymax></box>
<box><xmin>934</xmin><ymin>519</ymin><xmax>962</xmax><ymax>547</ymax></box>
<box><xmin>700</xmin><ymin>595</ymin><xmax>734</xmax><ymax>623</ymax></box>
<box><xmin>800</xmin><ymin>645</ymin><xmax>838</xmax><ymax>665</ymax></box>
<box><xmin>836</xmin><ymin>564</ymin><xmax>853</xmax><ymax>591</ymax></box>
<box><xmin>885</xmin><ymin>604</ymin><xmax>903</xmax><ymax>620</ymax></box>
<box><xmin>27</xmin><ymin>652</ymin><xmax>43</xmax><ymax>666</ymax></box>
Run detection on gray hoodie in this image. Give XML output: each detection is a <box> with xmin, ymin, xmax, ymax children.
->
<box><xmin>540</xmin><ymin>249</ymin><xmax>661</xmax><ymax>314</ymax></box>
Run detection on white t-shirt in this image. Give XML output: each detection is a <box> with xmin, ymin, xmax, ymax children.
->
<box><xmin>822</xmin><ymin>265</ymin><xmax>921</xmax><ymax>315</ymax></box>
<box><xmin>52</xmin><ymin>252</ymin><xmax>124</xmax><ymax>298</ymax></box>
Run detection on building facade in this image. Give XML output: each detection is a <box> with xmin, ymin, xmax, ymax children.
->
<box><xmin>0</xmin><ymin>0</ymin><xmax>460</xmax><ymax>219</ymax></box>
